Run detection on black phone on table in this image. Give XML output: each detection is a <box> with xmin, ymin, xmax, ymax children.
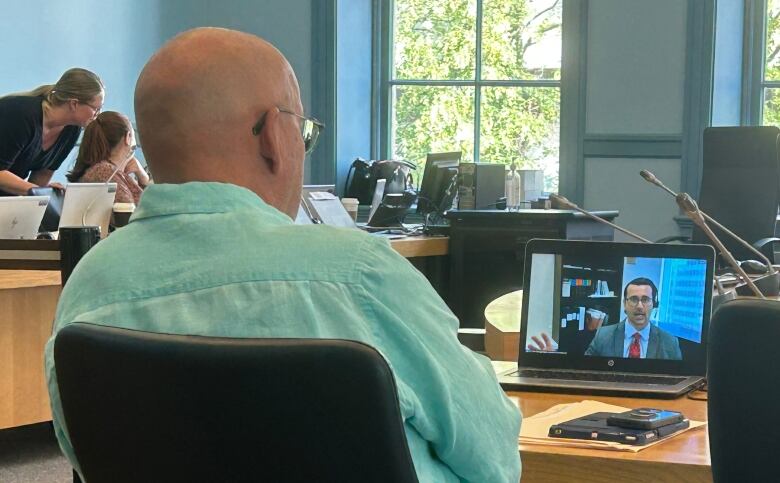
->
<box><xmin>606</xmin><ymin>408</ymin><xmax>684</xmax><ymax>429</ymax></box>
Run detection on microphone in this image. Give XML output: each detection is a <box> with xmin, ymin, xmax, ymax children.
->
<box><xmin>639</xmin><ymin>170</ymin><xmax>677</xmax><ymax>197</ymax></box>
<box><xmin>676</xmin><ymin>193</ymin><xmax>765</xmax><ymax>299</ymax></box>
<box><xmin>640</xmin><ymin>169</ymin><xmax>776</xmax><ymax>275</ymax></box>
<box><xmin>549</xmin><ymin>194</ymin><xmax>652</xmax><ymax>243</ymax></box>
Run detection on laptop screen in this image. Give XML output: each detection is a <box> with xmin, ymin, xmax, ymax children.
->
<box><xmin>519</xmin><ymin>239</ymin><xmax>715</xmax><ymax>375</ymax></box>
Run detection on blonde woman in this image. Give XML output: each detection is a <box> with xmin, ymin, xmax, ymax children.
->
<box><xmin>0</xmin><ymin>68</ymin><xmax>104</xmax><ymax>195</ymax></box>
<box><xmin>68</xmin><ymin>111</ymin><xmax>149</xmax><ymax>204</ymax></box>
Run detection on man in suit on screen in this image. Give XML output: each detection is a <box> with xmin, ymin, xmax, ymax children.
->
<box><xmin>585</xmin><ymin>277</ymin><xmax>682</xmax><ymax>360</ymax></box>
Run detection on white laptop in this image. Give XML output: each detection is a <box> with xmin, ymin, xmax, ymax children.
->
<box><xmin>60</xmin><ymin>183</ymin><xmax>117</xmax><ymax>238</ymax></box>
<box><xmin>498</xmin><ymin>239</ymin><xmax>715</xmax><ymax>399</ymax></box>
<box><xmin>0</xmin><ymin>196</ymin><xmax>49</xmax><ymax>239</ymax></box>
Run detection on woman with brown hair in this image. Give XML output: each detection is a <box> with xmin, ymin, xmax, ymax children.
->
<box><xmin>0</xmin><ymin>67</ymin><xmax>104</xmax><ymax>195</ymax></box>
<box><xmin>68</xmin><ymin>111</ymin><xmax>149</xmax><ymax>204</ymax></box>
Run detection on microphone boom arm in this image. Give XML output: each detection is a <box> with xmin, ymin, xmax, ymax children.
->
<box><xmin>549</xmin><ymin>194</ymin><xmax>652</xmax><ymax>243</ymax></box>
<box><xmin>640</xmin><ymin>169</ymin><xmax>775</xmax><ymax>272</ymax></box>
<box><xmin>677</xmin><ymin>193</ymin><xmax>765</xmax><ymax>299</ymax></box>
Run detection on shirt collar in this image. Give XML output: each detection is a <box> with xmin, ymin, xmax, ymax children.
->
<box><xmin>130</xmin><ymin>182</ymin><xmax>293</xmax><ymax>225</ymax></box>
<box><xmin>624</xmin><ymin>320</ymin><xmax>651</xmax><ymax>341</ymax></box>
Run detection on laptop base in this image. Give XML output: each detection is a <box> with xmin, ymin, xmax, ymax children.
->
<box><xmin>498</xmin><ymin>368</ymin><xmax>705</xmax><ymax>399</ymax></box>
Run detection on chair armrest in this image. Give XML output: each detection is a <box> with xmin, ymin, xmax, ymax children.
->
<box><xmin>655</xmin><ymin>235</ymin><xmax>691</xmax><ymax>244</ymax></box>
<box><xmin>753</xmin><ymin>237</ymin><xmax>780</xmax><ymax>250</ymax></box>
<box><xmin>754</xmin><ymin>237</ymin><xmax>780</xmax><ymax>263</ymax></box>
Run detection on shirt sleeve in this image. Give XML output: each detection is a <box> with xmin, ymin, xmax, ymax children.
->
<box><xmin>0</xmin><ymin>108</ymin><xmax>35</xmax><ymax>170</ymax></box>
<box><xmin>355</xmin><ymin>237</ymin><xmax>522</xmax><ymax>483</ymax></box>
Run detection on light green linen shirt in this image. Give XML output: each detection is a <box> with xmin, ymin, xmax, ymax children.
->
<box><xmin>45</xmin><ymin>182</ymin><xmax>521</xmax><ymax>482</ymax></box>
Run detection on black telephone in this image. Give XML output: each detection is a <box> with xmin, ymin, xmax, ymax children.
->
<box><xmin>344</xmin><ymin>158</ymin><xmax>417</xmax><ymax>204</ymax></box>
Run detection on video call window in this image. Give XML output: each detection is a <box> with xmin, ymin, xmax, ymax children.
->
<box><xmin>524</xmin><ymin>254</ymin><xmax>708</xmax><ymax>360</ymax></box>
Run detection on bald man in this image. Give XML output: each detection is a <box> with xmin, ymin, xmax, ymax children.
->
<box><xmin>45</xmin><ymin>28</ymin><xmax>520</xmax><ymax>482</ymax></box>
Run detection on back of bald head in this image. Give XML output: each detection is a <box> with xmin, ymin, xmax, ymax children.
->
<box><xmin>135</xmin><ymin>27</ymin><xmax>300</xmax><ymax>184</ymax></box>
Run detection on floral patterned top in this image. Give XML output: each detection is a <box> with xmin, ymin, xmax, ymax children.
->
<box><xmin>78</xmin><ymin>161</ymin><xmax>144</xmax><ymax>204</ymax></box>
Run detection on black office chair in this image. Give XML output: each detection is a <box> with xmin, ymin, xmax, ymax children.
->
<box><xmin>669</xmin><ymin>127</ymin><xmax>780</xmax><ymax>263</ymax></box>
<box><xmin>54</xmin><ymin>323</ymin><xmax>418</xmax><ymax>483</ymax></box>
<box><xmin>708</xmin><ymin>299</ymin><xmax>780</xmax><ymax>482</ymax></box>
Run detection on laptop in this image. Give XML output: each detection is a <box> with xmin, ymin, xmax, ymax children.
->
<box><xmin>498</xmin><ymin>239</ymin><xmax>715</xmax><ymax>398</ymax></box>
<box><xmin>0</xmin><ymin>196</ymin><xmax>49</xmax><ymax>239</ymax></box>
<box><xmin>59</xmin><ymin>183</ymin><xmax>117</xmax><ymax>238</ymax></box>
<box><xmin>366</xmin><ymin>179</ymin><xmax>387</xmax><ymax>225</ymax></box>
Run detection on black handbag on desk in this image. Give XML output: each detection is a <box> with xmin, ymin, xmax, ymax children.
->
<box><xmin>344</xmin><ymin>158</ymin><xmax>416</xmax><ymax>204</ymax></box>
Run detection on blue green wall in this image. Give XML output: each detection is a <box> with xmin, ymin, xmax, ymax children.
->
<box><xmin>0</xmin><ymin>0</ymin><xmax>328</xmax><ymax>184</ymax></box>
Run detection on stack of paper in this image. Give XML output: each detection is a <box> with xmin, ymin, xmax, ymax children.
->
<box><xmin>519</xmin><ymin>400</ymin><xmax>706</xmax><ymax>453</ymax></box>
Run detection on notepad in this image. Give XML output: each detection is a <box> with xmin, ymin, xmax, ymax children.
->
<box><xmin>519</xmin><ymin>400</ymin><xmax>705</xmax><ymax>452</ymax></box>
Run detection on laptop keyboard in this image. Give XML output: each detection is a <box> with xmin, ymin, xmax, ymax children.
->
<box><xmin>512</xmin><ymin>369</ymin><xmax>687</xmax><ymax>386</ymax></box>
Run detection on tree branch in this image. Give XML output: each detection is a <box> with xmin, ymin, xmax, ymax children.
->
<box><xmin>523</xmin><ymin>0</ymin><xmax>561</xmax><ymax>30</ymax></box>
<box><xmin>768</xmin><ymin>44</ymin><xmax>780</xmax><ymax>65</ymax></box>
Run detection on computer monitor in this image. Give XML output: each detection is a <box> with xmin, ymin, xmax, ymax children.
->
<box><xmin>417</xmin><ymin>152</ymin><xmax>461</xmax><ymax>215</ymax></box>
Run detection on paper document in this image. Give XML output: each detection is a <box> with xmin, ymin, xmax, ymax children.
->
<box><xmin>308</xmin><ymin>198</ymin><xmax>356</xmax><ymax>228</ymax></box>
<box><xmin>519</xmin><ymin>400</ymin><xmax>706</xmax><ymax>452</ymax></box>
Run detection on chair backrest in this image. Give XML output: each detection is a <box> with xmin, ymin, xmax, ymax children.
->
<box><xmin>54</xmin><ymin>323</ymin><xmax>418</xmax><ymax>483</ymax></box>
<box><xmin>708</xmin><ymin>299</ymin><xmax>780</xmax><ymax>482</ymax></box>
<box><xmin>696</xmin><ymin>127</ymin><xmax>780</xmax><ymax>260</ymax></box>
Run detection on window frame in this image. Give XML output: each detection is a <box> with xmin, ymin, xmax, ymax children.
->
<box><xmin>374</xmin><ymin>0</ymin><xmax>564</xmax><ymax>173</ymax></box>
<box><xmin>745</xmin><ymin>0</ymin><xmax>780</xmax><ymax>125</ymax></box>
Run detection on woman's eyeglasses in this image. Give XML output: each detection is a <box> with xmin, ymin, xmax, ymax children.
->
<box><xmin>79</xmin><ymin>100</ymin><xmax>102</xmax><ymax>115</ymax></box>
<box><xmin>252</xmin><ymin>108</ymin><xmax>324</xmax><ymax>155</ymax></box>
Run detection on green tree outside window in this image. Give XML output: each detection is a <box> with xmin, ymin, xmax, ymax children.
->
<box><xmin>390</xmin><ymin>0</ymin><xmax>562</xmax><ymax>192</ymax></box>
<box><xmin>763</xmin><ymin>0</ymin><xmax>780</xmax><ymax>125</ymax></box>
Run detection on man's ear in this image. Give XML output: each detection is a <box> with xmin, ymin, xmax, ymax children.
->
<box><xmin>257</xmin><ymin>107</ymin><xmax>284</xmax><ymax>174</ymax></box>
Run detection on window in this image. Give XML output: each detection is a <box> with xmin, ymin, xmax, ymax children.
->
<box><xmin>384</xmin><ymin>0</ymin><xmax>562</xmax><ymax>192</ymax></box>
<box><xmin>764</xmin><ymin>0</ymin><xmax>780</xmax><ymax>124</ymax></box>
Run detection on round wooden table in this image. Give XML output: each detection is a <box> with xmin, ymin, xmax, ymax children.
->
<box><xmin>483</xmin><ymin>289</ymin><xmax>523</xmax><ymax>361</ymax></box>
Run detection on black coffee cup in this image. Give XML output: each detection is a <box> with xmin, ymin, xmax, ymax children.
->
<box><xmin>112</xmin><ymin>202</ymin><xmax>136</xmax><ymax>229</ymax></box>
<box><xmin>59</xmin><ymin>226</ymin><xmax>101</xmax><ymax>285</ymax></box>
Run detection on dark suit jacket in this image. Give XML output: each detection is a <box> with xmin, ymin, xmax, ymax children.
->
<box><xmin>584</xmin><ymin>320</ymin><xmax>682</xmax><ymax>360</ymax></box>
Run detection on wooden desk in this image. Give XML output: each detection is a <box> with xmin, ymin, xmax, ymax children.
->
<box><xmin>506</xmin><ymin>388</ymin><xmax>711</xmax><ymax>482</ymax></box>
<box><xmin>0</xmin><ymin>270</ymin><xmax>61</xmax><ymax>430</ymax></box>
<box><xmin>0</xmin><ymin>236</ymin><xmax>448</xmax><ymax>430</ymax></box>
<box><xmin>487</xmin><ymin>290</ymin><xmax>713</xmax><ymax>481</ymax></box>
<box><xmin>389</xmin><ymin>235</ymin><xmax>448</xmax><ymax>257</ymax></box>
<box><xmin>485</xmin><ymin>290</ymin><xmax>523</xmax><ymax>361</ymax></box>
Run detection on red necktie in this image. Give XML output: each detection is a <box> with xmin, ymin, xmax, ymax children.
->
<box><xmin>629</xmin><ymin>333</ymin><xmax>641</xmax><ymax>359</ymax></box>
